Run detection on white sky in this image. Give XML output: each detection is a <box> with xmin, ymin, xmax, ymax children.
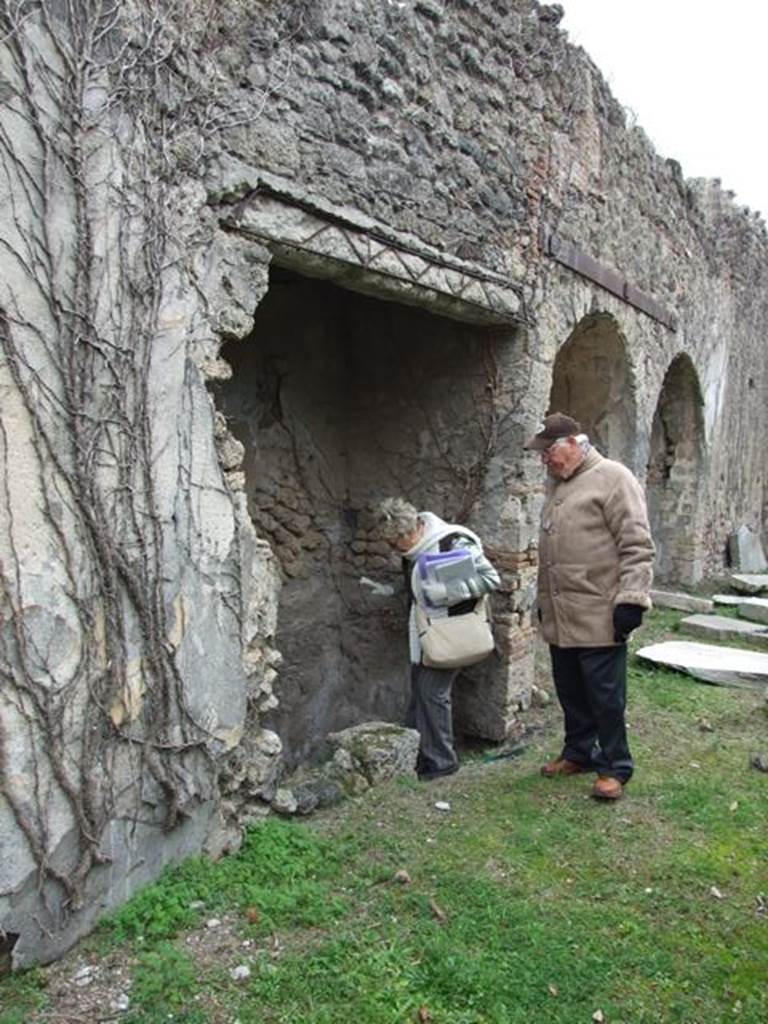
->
<box><xmin>560</xmin><ymin>0</ymin><xmax>768</xmax><ymax>217</ymax></box>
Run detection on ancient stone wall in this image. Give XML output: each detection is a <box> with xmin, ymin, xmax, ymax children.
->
<box><xmin>1</xmin><ymin>0</ymin><xmax>766</xmax><ymax>967</ymax></box>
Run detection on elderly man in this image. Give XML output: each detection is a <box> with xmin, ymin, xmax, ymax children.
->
<box><xmin>524</xmin><ymin>413</ymin><xmax>655</xmax><ymax>800</ymax></box>
<box><xmin>368</xmin><ymin>498</ymin><xmax>500</xmax><ymax>781</ymax></box>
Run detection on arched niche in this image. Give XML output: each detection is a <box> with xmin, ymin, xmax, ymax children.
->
<box><xmin>646</xmin><ymin>354</ymin><xmax>706</xmax><ymax>583</ymax></box>
<box><xmin>548</xmin><ymin>313</ymin><xmax>636</xmax><ymax>465</ymax></box>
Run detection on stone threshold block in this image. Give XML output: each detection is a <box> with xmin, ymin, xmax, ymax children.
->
<box><xmin>738</xmin><ymin>597</ymin><xmax>768</xmax><ymax>626</ymax></box>
<box><xmin>729</xmin><ymin>573</ymin><xmax>768</xmax><ymax>595</ymax></box>
<box><xmin>650</xmin><ymin>589</ymin><xmax>714</xmax><ymax>613</ymax></box>
<box><xmin>679</xmin><ymin>613</ymin><xmax>768</xmax><ymax>649</ymax></box>
<box><xmin>636</xmin><ymin>640</ymin><xmax>768</xmax><ymax>689</ymax></box>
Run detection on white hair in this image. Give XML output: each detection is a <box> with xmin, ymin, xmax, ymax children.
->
<box><xmin>373</xmin><ymin>497</ymin><xmax>419</xmax><ymax>541</ymax></box>
<box><xmin>551</xmin><ymin>433</ymin><xmax>591</xmax><ymax>454</ymax></box>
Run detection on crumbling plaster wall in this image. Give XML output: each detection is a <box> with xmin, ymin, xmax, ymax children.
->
<box><xmin>0</xmin><ymin>3</ymin><xmax>284</xmax><ymax>968</ymax></box>
<box><xmin>2</xmin><ymin>0</ymin><xmax>767</xmax><ymax>967</ymax></box>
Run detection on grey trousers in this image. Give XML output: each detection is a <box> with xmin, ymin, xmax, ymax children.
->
<box><xmin>406</xmin><ymin>663</ymin><xmax>459</xmax><ymax>776</ymax></box>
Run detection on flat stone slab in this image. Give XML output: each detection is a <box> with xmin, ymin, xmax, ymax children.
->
<box><xmin>738</xmin><ymin>598</ymin><xmax>768</xmax><ymax>625</ymax></box>
<box><xmin>729</xmin><ymin>573</ymin><xmax>768</xmax><ymax>595</ymax></box>
<box><xmin>728</xmin><ymin>525</ymin><xmax>767</xmax><ymax>573</ymax></box>
<box><xmin>680</xmin><ymin>613</ymin><xmax>768</xmax><ymax>649</ymax></box>
<box><xmin>650</xmin><ymin>589</ymin><xmax>714</xmax><ymax>613</ymax></box>
<box><xmin>636</xmin><ymin>640</ymin><xmax>768</xmax><ymax>689</ymax></box>
<box><xmin>712</xmin><ymin>594</ymin><xmax>746</xmax><ymax>606</ymax></box>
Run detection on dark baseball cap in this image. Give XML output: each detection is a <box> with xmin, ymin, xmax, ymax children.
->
<box><xmin>523</xmin><ymin>412</ymin><xmax>581</xmax><ymax>450</ymax></box>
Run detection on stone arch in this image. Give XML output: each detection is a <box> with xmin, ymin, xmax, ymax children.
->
<box><xmin>646</xmin><ymin>354</ymin><xmax>706</xmax><ymax>583</ymax></box>
<box><xmin>548</xmin><ymin>313</ymin><xmax>636</xmax><ymax>464</ymax></box>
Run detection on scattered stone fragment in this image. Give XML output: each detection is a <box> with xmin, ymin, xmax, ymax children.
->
<box><xmin>750</xmin><ymin>753</ymin><xmax>768</xmax><ymax>773</ymax></box>
<box><xmin>393</xmin><ymin>869</ymin><xmax>412</xmax><ymax>884</ymax></box>
<box><xmin>230</xmin><ymin>964</ymin><xmax>252</xmax><ymax>982</ymax></box>
<box><xmin>650</xmin><ymin>589</ymin><xmax>713</xmax><ymax>613</ymax></box>
<box><xmin>737</xmin><ymin>598</ymin><xmax>768</xmax><ymax>625</ymax></box>
<box><xmin>73</xmin><ymin>965</ymin><xmax>97</xmax><ymax>987</ymax></box>
<box><xmin>110</xmin><ymin>993</ymin><xmax>131</xmax><ymax>1012</ymax></box>
<box><xmin>697</xmin><ymin>718</ymin><xmax>714</xmax><ymax>732</ymax></box>
<box><xmin>636</xmin><ymin>640</ymin><xmax>768</xmax><ymax>688</ymax></box>
<box><xmin>327</xmin><ymin>722</ymin><xmax>420</xmax><ymax>784</ymax></box>
<box><xmin>434</xmin><ymin>801</ymin><xmax>451</xmax><ymax>812</ymax></box>
<box><xmin>710</xmin><ymin>885</ymin><xmax>724</xmax><ymax>900</ymax></box>
<box><xmin>530</xmin><ymin>683</ymin><xmax>552</xmax><ymax>706</ymax></box>
<box><xmin>729</xmin><ymin>573</ymin><xmax>768</xmax><ymax>595</ymax></box>
<box><xmin>679</xmin><ymin>614</ymin><xmax>768</xmax><ymax>649</ymax></box>
<box><xmin>270</xmin><ymin>788</ymin><xmax>298</xmax><ymax>815</ymax></box>
<box><xmin>206</xmin><ymin>918</ymin><xmax>222</xmax><ymax>929</ymax></box>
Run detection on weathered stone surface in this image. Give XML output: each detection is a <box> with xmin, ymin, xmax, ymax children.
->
<box><xmin>679</xmin><ymin>614</ymin><xmax>768</xmax><ymax>649</ymax></box>
<box><xmin>728</xmin><ymin>525</ymin><xmax>768</xmax><ymax>573</ymax></box>
<box><xmin>326</xmin><ymin>722</ymin><xmax>420</xmax><ymax>784</ymax></box>
<box><xmin>650</xmin><ymin>590</ymin><xmax>714</xmax><ymax>613</ymax></box>
<box><xmin>636</xmin><ymin>641</ymin><xmax>768</xmax><ymax>689</ymax></box>
<box><xmin>712</xmin><ymin>594</ymin><xmax>747</xmax><ymax>606</ymax></box>
<box><xmin>291</xmin><ymin>780</ymin><xmax>345</xmax><ymax>815</ymax></box>
<box><xmin>729</xmin><ymin>574</ymin><xmax>768</xmax><ymax>595</ymax></box>
<box><xmin>737</xmin><ymin>598</ymin><xmax>768</xmax><ymax>626</ymax></box>
<box><xmin>270</xmin><ymin>788</ymin><xmax>298</xmax><ymax>816</ymax></box>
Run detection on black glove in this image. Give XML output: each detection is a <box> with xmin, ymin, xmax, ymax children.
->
<box><xmin>613</xmin><ymin>603</ymin><xmax>644</xmax><ymax>643</ymax></box>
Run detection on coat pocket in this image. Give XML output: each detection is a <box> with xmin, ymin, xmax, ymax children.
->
<box><xmin>555</xmin><ymin>564</ymin><xmax>603</xmax><ymax>597</ymax></box>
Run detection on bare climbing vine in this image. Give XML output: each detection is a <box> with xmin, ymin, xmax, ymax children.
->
<box><xmin>0</xmin><ymin>0</ymin><xmax>290</xmax><ymax>913</ymax></box>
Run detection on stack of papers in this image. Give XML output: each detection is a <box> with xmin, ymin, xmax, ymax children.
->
<box><xmin>418</xmin><ymin>549</ymin><xmax>477</xmax><ymax>615</ymax></box>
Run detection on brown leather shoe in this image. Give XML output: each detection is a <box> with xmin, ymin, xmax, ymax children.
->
<box><xmin>540</xmin><ymin>757</ymin><xmax>589</xmax><ymax>777</ymax></box>
<box><xmin>592</xmin><ymin>775</ymin><xmax>624</xmax><ymax>800</ymax></box>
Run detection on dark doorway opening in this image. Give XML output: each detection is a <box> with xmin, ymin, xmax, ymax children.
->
<box><xmin>216</xmin><ymin>266</ymin><xmax>503</xmax><ymax>766</ymax></box>
<box><xmin>646</xmin><ymin>354</ymin><xmax>705</xmax><ymax>583</ymax></box>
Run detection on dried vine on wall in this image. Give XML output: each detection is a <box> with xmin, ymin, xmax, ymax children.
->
<box><xmin>0</xmin><ymin>0</ymin><xmax>287</xmax><ymax>913</ymax></box>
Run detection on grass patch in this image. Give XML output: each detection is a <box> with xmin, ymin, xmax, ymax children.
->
<box><xmin>101</xmin><ymin>817</ymin><xmax>347</xmax><ymax>944</ymax></box>
<box><xmin>2</xmin><ymin>607</ymin><xmax>766</xmax><ymax>1023</ymax></box>
<box><xmin>0</xmin><ymin>969</ymin><xmax>47</xmax><ymax>1024</ymax></box>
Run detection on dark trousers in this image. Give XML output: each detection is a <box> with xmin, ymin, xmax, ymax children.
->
<box><xmin>549</xmin><ymin>644</ymin><xmax>633</xmax><ymax>783</ymax></box>
<box><xmin>406</xmin><ymin>663</ymin><xmax>459</xmax><ymax>776</ymax></box>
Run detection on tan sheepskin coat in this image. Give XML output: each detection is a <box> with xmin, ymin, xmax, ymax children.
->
<box><xmin>536</xmin><ymin>448</ymin><xmax>655</xmax><ymax>647</ymax></box>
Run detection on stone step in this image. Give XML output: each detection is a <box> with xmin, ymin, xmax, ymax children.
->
<box><xmin>636</xmin><ymin>640</ymin><xmax>768</xmax><ymax>689</ymax></box>
<box><xmin>738</xmin><ymin>598</ymin><xmax>768</xmax><ymax>626</ymax></box>
<box><xmin>729</xmin><ymin>573</ymin><xmax>768</xmax><ymax>595</ymax></box>
<box><xmin>712</xmin><ymin>594</ymin><xmax>746</xmax><ymax>606</ymax></box>
<box><xmin>679</xmin><ymin>613</ymin><xmax>768</xmax><ymax>649</ymax></box>
<box><xmin>650</xmin><ymin>589</ymin><xmax>714</xmax><ymax>613</ymax></box>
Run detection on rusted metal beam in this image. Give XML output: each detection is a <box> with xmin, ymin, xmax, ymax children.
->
<box><xmin>541</xmin><ymin>226</ymin><xmax>677</xmax><ymax>331</ymax></box>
